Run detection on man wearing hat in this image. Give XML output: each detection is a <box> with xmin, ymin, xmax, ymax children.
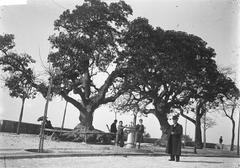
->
<box><xmin>166</xmin><ymin>114</ymin><xmax>183</xmax><ymax>162</ymax></box>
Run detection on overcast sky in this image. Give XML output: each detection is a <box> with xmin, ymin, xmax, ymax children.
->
<box><xmin>0</xmin><ymin>0</ymin><xmax>239</xmax><ymax>145</ymax></box>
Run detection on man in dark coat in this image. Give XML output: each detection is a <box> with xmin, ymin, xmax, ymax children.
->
<box><xmin>116</xmin><ymin>121</ymin><xmax>125</xmax><ymax>147</ymax></box>
<box><xmin>45</xmin><ymin>119</ymin><xmax>54</xmax><ymax>136</ymax></box>
<box><xmin>110</xmin><ymin>120</ymin><xmax>117</xmax><ymax>133</ymax></box>
<box><xmin>110</xmin><ymin>120</ymin><xmax>117</xmax><ymax>140</ymax></box>
<box><xmin>135</xmin><ymin>119</ymin><xmax>145</xmax><ymax>149</ymax></box>
<box><xmin>166</xmin><ymin>114</ymin><xmax>183</xmax><ymax>162</ymax></box>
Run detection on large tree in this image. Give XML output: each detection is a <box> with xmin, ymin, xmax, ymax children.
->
<box><xmin>117</xmin><ymin>17</ymin><xmax>239</xmax><ymax>150</ymax></box>
<box><xmin>47</xmin><ymin>0</ymin><xmax>133</xmax><ymax>129</ymax></box>
<box><xmin>118</xmin><ymin>17</ymin><xmax>220</xmax><ymax>141</ymax></box>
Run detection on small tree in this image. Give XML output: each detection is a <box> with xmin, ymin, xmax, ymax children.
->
<box><xmin>178</xmin><ymin>68</ymin><xmax>238</xmax><ymax>150</ymax></box>
<box><xmin>110</xmin><ymin>92</ymin><xmax>148</xmax><ymax>143</ymax></box>
<box><xmin>201</xmin><ymin>112</ymin><xmax>216</xmax><ymax>148</ymax></box>
<box><xmin>0</xmin><ymin>34</ymin><xmax>37</xmax><ymax>134</ymax></box>
<box><xmin>110</xmin><ymin>92</ymin><xmax>148</xmax><ymax>126</ymax></box>
<box><xmin>219</xmin><ymin>94</ymin><xmax>239</xmax><ymax>151</ymax></box>
<box><xmin>5</xmin><ymin>74</ymin><xmax>37</xmax><ymax>134</ymax></box>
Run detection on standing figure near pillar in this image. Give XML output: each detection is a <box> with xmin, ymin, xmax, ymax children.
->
<box><xmin>166</xmin><ymin>114</ymin><xmax>183</xmax><ymax>162</ymax></box>
<box><xmin>110</xmin><ymin>119</ymin><xmax>117</xmax><ymax>140</ymax></box>
<box><xmin>135</xmin><ymin>119</ymin><xmax>145</xmax><ymax>149</ymax></box>
<box><xmin>116</xmin><ymin>121</ymin><xmax>125</xmax><ymax>147</ymax></box>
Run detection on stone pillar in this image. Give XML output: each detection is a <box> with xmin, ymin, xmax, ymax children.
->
<box><xmin>125</xmin><ymin>127</ymin><xmax>135</xmax><ymax>148</ymax></box>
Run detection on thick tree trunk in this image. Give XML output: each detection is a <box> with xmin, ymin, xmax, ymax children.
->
<box><xmin>61</xmin><ymin>92</ymin><xmax>95</xmax><ymax>130</ymax></box>
<box><xmin>153</xmin><ymin>104</ymin><xmax>170</xmax><ymax>141</ymax></box>
<box><xmin>78</xmin><ymin>110</ymin><xmax>94</xmax><ymax>130</ymax></box>
<box><xmin>194</xmin><ymin>101</ymin><xmax>204</xmax><ymax>150</ymax></box>
<box><xmin>230</xmin><ymin>119</ymin><xmax>235</xmax><ymax>151</ymax></box>
<box><xmin>156</xmin><ymin>112</ymin><xmax>170</xmax><ymax>138</ymax></box>
<box><xmin>17</xmin><ymin>97</ymin><xmax>26</xmax><ymax>134</ymax></box>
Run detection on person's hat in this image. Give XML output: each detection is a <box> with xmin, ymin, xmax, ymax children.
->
<box><xmin>172</xmin><ymin>114</ymin><xmax>179</xmax><ymax>120</ymax></box>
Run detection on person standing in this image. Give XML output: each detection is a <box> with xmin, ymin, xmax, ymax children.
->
<box><xmin>110</xmin><ymin>120</ymin><xmax>117</xmax><ymax>140</ymax></box>
<box><xmin>219</xmin><ymin>136</ymin><xmax>223</xmax><ymax>149</ymax></box>
<box><xmin>166</xmin><ymin>114</ymin><xmax>183</xmax><ymax>162</ymax></box>
<box><xmin>135</xmin><ymin>119</ymin><xmax>145</xmax><ymax>149</ymax></box>
<box><xmin>116</xmin><ymin>121</ymin><xmax>125</xmax><ymax>147</ymax></box>
<box><xmin>110</xmin><ymin>120</ymin><xmax>117</xmax><ymax>133</ymax></box>
<box><xmin>45</xmin><ymin>119</ymin><xmax>54</xmax><ymax>136</ymax></box>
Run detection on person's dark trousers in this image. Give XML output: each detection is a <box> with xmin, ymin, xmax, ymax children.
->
<box><xmin>169</xmin><ymin>155</ymin><xmax>175</xmax><ymax>161</ymax></box>
<box><xmin>119</xmin><ymin>137</ymin><xmax>124</xmax><ymax>147</ymax></box>
<box><xmin>169</xmin><ymin>155</ymin><xmax>180</xmax><ymax>162</ymax></box>
<box><xmin>136</xmin><ymin>133</ymin><xmax>143</xmax><ymax>149</ymax></box>
<box><xmin>176</xmin><ymin>155</ymin><xmax>180</xmax><ymax>162</ymax></box>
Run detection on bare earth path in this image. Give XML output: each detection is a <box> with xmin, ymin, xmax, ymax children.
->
<box><xmin>1</xmin><ymin>156</ymin><xmax>240</xmax><ymax>168</ymax></box>
<box><xmin>0</xmin><ymin>133</ymin><xmax>239</xmax><ymax>168</ymax></box>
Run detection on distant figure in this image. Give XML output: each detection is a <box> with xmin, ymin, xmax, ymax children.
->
<box><xmin>110</xmin><ymin>120</ymin><xmax>117</xmax><ymax>133</ymax></box>
<box><xmin>110</xmin><ymin>120</ymin><xmax>117</xmax><ymax>140</ymax></box>
<box><xmin>45</xmin><ymin>120</ymin><xmax>53</xmax><ymax>129</ymax></box>
<box><xmin>45</xmin><ymin>119</ymin><xmax>54</xmax><ymax>135</ymax></box>
<box><xmin>219</xmin><ymin>136</ymin><xmax>223</xmax><ymax>149</ymax></box>
<box><xmin>135</xmin><ymin>119</ymin><xmax>145</xmax><ymax>149</ymax></box>
<box><xmin>116</xmin><ymin>121</ymin><xmax>125</xmax><ymax>147</ymax></box>
<box><xmin>37</xmin><ymin>116</ymin><xmax>54</xmax><ymax>136</ymax></box>
<box><xmin>166</xmin><ymin>114</ymin><xmax>183</xmax><ymax>162</ymax></box>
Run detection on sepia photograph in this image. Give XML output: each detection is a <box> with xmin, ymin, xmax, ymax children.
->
<box><xmin>0</xmin><ymin>0</ymin><xmax>239</xmax><ymax>167</ymax></box>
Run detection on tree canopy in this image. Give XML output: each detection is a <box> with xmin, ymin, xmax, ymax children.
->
<box><xmin>0</xmin><ymin>34</ymin><xmax>37</xmax><ymax>134</ymax></box>
<box><xmin>46</xmin><ymin>0</ymin><xmax>133</xmax><ymax>128</ymax></box>
<box><xmin>116</xmin><ymin>17</ymin><xmax>239</xmax><ymax>142</ymax></box>
<box><xmin>0</xmin><ymin>34</ymin><xmax>37</xmax><ymax>99</ymax></box>
<box><xmin>0</xmin><ymin>1</ymin><xmax>239</xmax><ymax>142</ymax></box>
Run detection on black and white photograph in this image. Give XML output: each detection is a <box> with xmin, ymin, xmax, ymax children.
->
<box><xmin>0</xmin><ymin>0</ymin><xmax>239</xmax><ymax>167</ymax></box>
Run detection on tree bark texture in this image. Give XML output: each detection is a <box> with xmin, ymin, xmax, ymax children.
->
<box><xmin>16</xmin><ymin>97</ymin><xmax>26</xmax><ymax>134</ymax></box>
<box><xmin>78</xmin><ymin>109</ymin><xmax>94</xmax><ymax>130</ymax></box>
<box><xmin>230</xmin><ymin>119</ymin><xmax>235</xmax><ymax>151</ymax></box>
<box><xmin>154</xmin><ymin>104</ymin><xmax>170</xmax><ymax>140</ymax></box>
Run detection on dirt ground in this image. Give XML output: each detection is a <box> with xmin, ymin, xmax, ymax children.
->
<box><xmin>0</xmin><ymin>132</ymin><xmax>240</xmax><ymax>168</ymax></box>
<box><xmin>1</xmin><ymin>155</ymin><xmax>240</xmax><ymax>168</ymax></box>
<box><xmin>0</xmin><ymin>132</ymin><xmax>238</xmax><ymax>155</ymax></box>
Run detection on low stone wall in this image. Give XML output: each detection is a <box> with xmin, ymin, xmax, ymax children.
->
<box><xmin>0</xmin><ymin>120</ymin><xmax>40</xmax><ymax>134</ymax></box>
<box><xmin>0</xmin><ymin>120</ymin><xmax>72</xmax><ymax>135</ymax></box>
<box><xmin>143</xmin><ymin>137</ymin><xmax>159</xmax><ymax>143</ymax></box>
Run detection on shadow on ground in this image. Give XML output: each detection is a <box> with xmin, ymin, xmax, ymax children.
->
<box><xmin>180</xmin><ymin>160</ymin><xmax>223</xmax><ymax>164</ymax></box>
